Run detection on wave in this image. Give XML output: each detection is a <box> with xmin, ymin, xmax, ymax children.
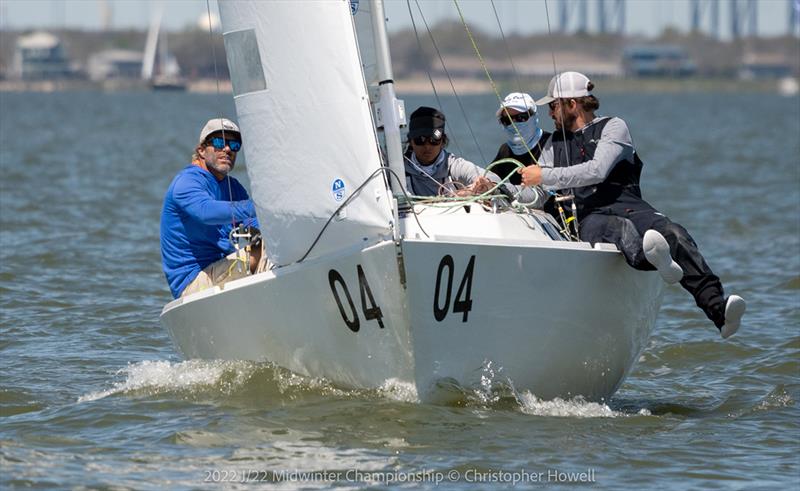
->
<box><xmin>77</xmin><ymin>359</ymin><xmax>260</xmax><ymax>402</ymax></box>
<box><xmin>77</xmin><ymin>359</ymin><xmax>420</xmax><ymax>404</ymax></box>
<box><xmin>78</xmin><ymin>359</ymin><xmax>656</xmax><ymax>418</ymax></box>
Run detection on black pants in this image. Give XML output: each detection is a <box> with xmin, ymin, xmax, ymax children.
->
<box><xmin>578</xmin><ymin>197</ymin><xmax>726</xmax><ymax>327</ymax></box>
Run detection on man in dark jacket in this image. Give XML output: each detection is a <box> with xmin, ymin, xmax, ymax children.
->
<box><xmin>520</xmin><ymin>72</ymin><xmax>745</xmax><ymax>339</ymax></box>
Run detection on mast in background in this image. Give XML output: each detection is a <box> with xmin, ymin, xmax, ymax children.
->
<box><xmin>141</xmin><ymin>5</ymin><xmax>162</xmax><ymax>80</ymax></box>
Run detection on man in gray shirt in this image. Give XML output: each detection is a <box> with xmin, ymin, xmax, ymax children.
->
<box><xmin>520</xmin><ymin>72</ymin><xmax>745</xmax><ymax>339</ymax></box>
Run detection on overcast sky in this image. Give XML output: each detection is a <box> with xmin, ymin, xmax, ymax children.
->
<box><xmin>0</xmin><ymin>0</ymin><xmax>795</xmax><ymax>39</ymax></box>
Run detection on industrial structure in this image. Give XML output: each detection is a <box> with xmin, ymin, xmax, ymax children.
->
<box><xmin>557</xmin><ymin>0</ymin><xmax>800</xmax><ymax>39</ymax></box>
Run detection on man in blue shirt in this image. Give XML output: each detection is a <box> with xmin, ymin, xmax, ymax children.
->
<box><xmin>160</xmin><ymin>118</ymin><xmax>262</xmax><ymax>298</ymax></box>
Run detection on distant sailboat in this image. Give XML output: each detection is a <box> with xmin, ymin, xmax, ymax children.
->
<box><xmin>160</xmin><ymin>0</ymin><xmax>664</xmax><ymax>403</ymax></box>
<box><xmin>142</xmin><ymin>5</ymin><xmax>186</xmax><ymax>91</ymax></box>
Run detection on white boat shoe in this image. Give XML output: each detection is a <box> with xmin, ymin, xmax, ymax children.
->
<box><xmin>721</xmin><ymin>295</ymin><xmax>746</xmax><ymax>339</ymax></box>
<box><xmin>643</xmin><ymin>230</ymin><xmax>683</xmax><ymax>285</ymax></box>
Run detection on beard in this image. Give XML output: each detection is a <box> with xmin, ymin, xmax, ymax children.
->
<box><xmin>203</xmin><ymin>148</ymin><xmax>235</xmax><ymax>176</ymax></box>
<box><xmin>554</xmin><ymin>110</ymin><xmax>577</xmax><ymax>131</ymax></box>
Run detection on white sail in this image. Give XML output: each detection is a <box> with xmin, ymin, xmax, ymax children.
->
<box><xmin>218</xmin><ymin>0</ymin><xmax>394</xmax><ymax>266</ymax></box>
<box><xmin>141</xmin><ymin>5</ymin><xmax>161</xmax><ymax>80</ymax></box>
<box><xmin>162</xmin><ymin>0</ymin><xmax>667</xmax><ymax>405</ymax></box>
<box><xmin>352</xmin><ymin>0</ymin><xmax>380</xmax><ymax>101</ymax></box>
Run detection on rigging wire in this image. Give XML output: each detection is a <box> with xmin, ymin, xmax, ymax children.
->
<box><xmin>295</xmin><ymin>160</ymin><xmax>545</xmax><ymax>265</ymax></box>
<box><xmin>412</xmin><ymin>0</ymin><xmax>487</xmax><ymax>164</ymax></box>
<box><xmin>543</xmin><ymin>0</ymin><xmax>571</xmax><ymax>169</ymax></box>
<box><xmin>451</xmin><ymin>0</ymin><xmax>538</xmax><ymax>167</ymax></box>
<box><xmin>204</xmin><ymin>0</ymin><xmax>238</xmax><ymax>235</ymax></box>
<box><xmin>404</xmin><ymin>0</ymin><xmax>461</xmax><ymax>157</ymax></box>
<box><xmin>453</xmin><ymin>0</ymin><xmax>577</xmax><ymax>241</ymax></box>
<box><xmin>543</xmin><ymin>0</ymin><xmax>579</xmax><ymax>240</ymax></box>
<box><xmin>404</xmin><ymin>1</ymin><xmax>445</xmax><ymax>121</ymax></box>
<box><xmin>490</xmin><ymin>0</ymin><xmax>523</xmax><ymax>94</ymax></box>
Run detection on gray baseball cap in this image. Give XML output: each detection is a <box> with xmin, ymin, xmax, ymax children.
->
<box><xmin>198</xmin><ymin>118</ymin><xmax>241</xmax><ymax>144</ymax></box>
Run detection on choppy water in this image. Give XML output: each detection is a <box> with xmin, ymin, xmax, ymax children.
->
<box><xmin>1</xmin><ymin>90</ymin><xmax>798</xmax><ymax>490</ymax></box>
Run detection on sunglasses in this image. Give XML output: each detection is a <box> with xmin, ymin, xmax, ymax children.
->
<box><xmin>208</xmin><ymin>136</ymin><xmax>242</xmax><ymax>152</ymax></box>
<box><xmin>412</xmin><ymin>135</ymin><xmax>443</xmax><ymax>146</ymax></box>
<box><xmin>498</xmin><ymin>110</ymin><xmax>533</xmax><ymax>127</ymax></box>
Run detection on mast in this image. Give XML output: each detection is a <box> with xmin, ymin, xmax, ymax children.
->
<box><xmin>368</xmin><ymin>0</ymin><xmax>407</xmax><ymax>195</ymax></box>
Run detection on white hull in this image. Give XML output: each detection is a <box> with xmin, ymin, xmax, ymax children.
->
<box><xmin>161</xmin><ymin>208</ymin><xmax>663</xmax><ymax>402</ymax></box>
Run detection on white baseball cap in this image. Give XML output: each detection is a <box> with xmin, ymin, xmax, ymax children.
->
<box><xmin>198</xmin><ymin>117</ymin><xmax>241</xmax><ymax>144</ymax></box>
<box><xmin>495</xmin><ymin>92</ymin><xmax>537</xmax><ymax>117</ymax></box>
<box><xmin>535</xmin><ymin>72</ymin><xmax>593</xmax><ymax>106</ymax></box>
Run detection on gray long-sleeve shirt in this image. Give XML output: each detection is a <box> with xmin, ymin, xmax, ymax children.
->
<box><xmin>404</xmin><ymin>150</ymin><xmax>545</xmax><ymax>204</ymax></box>
<box><xmin>538</xmin><ymin>116</ymin><xmax>635</xmax><ymax>191</ymax></box>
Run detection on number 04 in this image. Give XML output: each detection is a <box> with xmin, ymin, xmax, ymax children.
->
<box><xmin>433</xmin><ymin>255</ymin><xmax>475</xmax><ymax>322</ymax></box>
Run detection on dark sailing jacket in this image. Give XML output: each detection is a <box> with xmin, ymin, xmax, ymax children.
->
<box><xmin>491</xmin><ymin>131</ymin><xmax>552</xmax><ymax>186</ymax></box>
<box><xmin>547</xmin><ymin>117</ymin><xmax>643</xmax><ymax>219</ymax></box>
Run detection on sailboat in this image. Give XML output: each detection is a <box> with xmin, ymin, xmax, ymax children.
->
<box><xmin>141</xmin><ymin>4</ymin><xmax>186</xmax><ymax>91</ymax></box>
<box><xmin>160</xmin><ymin>0</ymin><xmax>664</xmax><ymax>403</ymax></box>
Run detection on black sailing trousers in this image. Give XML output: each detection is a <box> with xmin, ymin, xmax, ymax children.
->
<box><xmin>578</xmin><ymin>195</ymin><xmax>727</xmax><ymax>328</ymax></box>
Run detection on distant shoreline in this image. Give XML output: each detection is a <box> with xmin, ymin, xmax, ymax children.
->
<box><xmin>0</xmin><ymin>77</ymin><xmax>792</xmax><ymax>94</ymax></box>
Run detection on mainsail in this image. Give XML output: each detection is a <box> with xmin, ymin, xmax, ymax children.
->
<box><xmin>218</xmin><ymin>0</ymin><xmax>394</xmax><ymax>266</ymax></box>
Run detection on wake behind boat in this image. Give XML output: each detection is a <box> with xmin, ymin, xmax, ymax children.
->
<box><xmin>160</xmin><ymin>0</ymin><xmax>664</xmax><ymax>403</ymax></box>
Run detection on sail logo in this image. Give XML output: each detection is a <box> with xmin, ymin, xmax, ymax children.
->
<box><xmin>350</xmin><ymin>0</ymin><xmax>359</xmax><ymax>15</ymax></box>
<box><xmin>332</xmin><ymin>179</ymin><xmax>346</xmax><ymax>202</ymax></box>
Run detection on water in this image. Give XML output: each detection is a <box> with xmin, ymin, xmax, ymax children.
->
<box><xmin>1</xmin><ymin>91</ymin><xmax>798</xmax><ymax>489</ymax></box>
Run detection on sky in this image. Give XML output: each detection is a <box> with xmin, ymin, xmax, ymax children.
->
<box><xmin>0</xmin><ymin>0</ymin><xmax>796</xmax><ymax>39</ymax></box>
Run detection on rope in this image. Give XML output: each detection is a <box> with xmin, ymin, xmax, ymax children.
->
<box><xmin>406</xmin><ymin>158</ymin><xmax>525</xmax><ymax>207</ymax></box>
<box><xmin>297</xmin><ymin>167</ymin><xmax>431</xmax><ymax>264</ymax></box>
<box><xmin>296</xmin><ymin>160</ymin><xmax>540</xmax><ymax>265</ymax></box>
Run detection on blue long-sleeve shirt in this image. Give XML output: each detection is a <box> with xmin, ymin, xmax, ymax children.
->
<box><xmin>160</xmin><ymin>165</ymin><xmax>258</xmax><ymax>298</ymax></box>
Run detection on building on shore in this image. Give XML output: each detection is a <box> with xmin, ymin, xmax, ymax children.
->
<box><xmin>622</xmin><ymin>45</ymin><xmax>696</xmax><ymax>78</ymax></box>
<box><xmin>11</xmin><ymin>31</ymin><xmax>75</xmax><ymax>80</ymax></box>
<box><xmin>739</xmin><ymin>52</ymin><xmax>793</xmax><ymax>80</ymax></box>
<box><xmin>87</xmin><ymin>50</ymin><xmax>143</xmax><ymax>82</ymax></box>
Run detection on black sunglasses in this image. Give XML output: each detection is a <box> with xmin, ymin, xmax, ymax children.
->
<box><xmin>412</xmin><ymin>135</ymin><xmax>443</xmax><ymax>146</ymax></box>
<box><xmin>498</xmin><ymin>110</ymin><xmax>533</xmax><ymax>127</ymax></box>
<box><xmin>208</xmin><ymin>136</ymin><xmax>242</xmax><ymax>152</ymax></box>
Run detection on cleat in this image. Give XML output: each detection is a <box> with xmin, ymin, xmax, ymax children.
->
<box><xmin>643</xmin><ymin>230</ymin><xmax>683</xmax><ymax>284</ymax></box>
<box><xmin>721</xmin><ymin>295</ymin><xmax>746</xmax><ymax>339</ymax></box>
